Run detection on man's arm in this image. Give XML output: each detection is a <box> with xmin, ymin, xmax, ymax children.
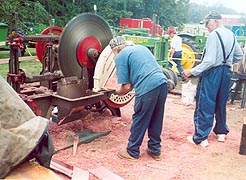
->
<box><xmin>233</xmin><ymin>42</ymin><xmax>243</xmax><ymax>64</ymax></box>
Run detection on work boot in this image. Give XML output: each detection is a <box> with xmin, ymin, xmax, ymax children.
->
<box><xmin>146</xmin><ymin>148</ymin><xmax>161</xmax><ymax>161</ymax></box>
<box><xmin>117</xmin><ymin>149</ymin><xmax>138</xmax><ymax>162</ymax></box>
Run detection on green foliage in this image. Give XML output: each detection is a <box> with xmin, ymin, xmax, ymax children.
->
<box><xmin>0</xmin><ymin>0</ymin><xmax>50</xmax><ymax>35</ymax></box>
<box><xmin>97</xmin><ymin>0</ymin><xmax>133</xmax><ymax>26</ymax></box>
<box><xmin>0</xmin><ymin>0</ymin><xmax>244</xmax><ymax>34</ymax></box>
<box><xmin>156</xmin><ymin>0</ymin><xmax>189</xmax><ymax>30</ymax></box>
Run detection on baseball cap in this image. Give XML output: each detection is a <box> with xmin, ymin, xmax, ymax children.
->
<box><xmin>200</xmin><ymin>11</ymin><xmax>222</xmax><ymax>24</ymax></box>
<box><xmin>109</xmin><ymin>36</ymin><xmax>126</xmax><ymax>49</ymax></box>
<box><xmin>168</xmin><ymin>28</ymin><xmax>176</xmax><ymax>35</ymax></box>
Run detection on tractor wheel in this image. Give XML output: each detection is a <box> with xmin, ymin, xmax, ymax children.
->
<box><xmin>181</xmin><ymin>37</ymin><xmax>201</xmax><ymax>70</ymax></box>
<box><xmin>162</xmin><ymin>67</ymin><xmax>178</xmax><ymax>91</ymax></box>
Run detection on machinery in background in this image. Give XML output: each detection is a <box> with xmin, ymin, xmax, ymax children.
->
<box><xmin>117</xmin><ymin>16</ymin><xmax>202</xmax><ymax>72</ymax></box>
<box><xmin>118</xmin><ymin>14</ymin><xmax>246</xmax><ymax>71</ymax></box>
<box><xmin>0</xmin><ymin>22</ymin><xmax>27</xmax><ymax>56</ymax></box>
<box><xmin>0</xmin><ymin>23</ymin><xmax>8</xmax><ymax>49</ymax></box>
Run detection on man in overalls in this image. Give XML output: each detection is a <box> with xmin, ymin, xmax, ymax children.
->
<box><xmin>183</xmin><ymin>11</ymin><xmax>243</xmax><ymax>147</ymax></box>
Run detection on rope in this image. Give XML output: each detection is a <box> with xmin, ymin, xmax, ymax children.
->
<box><xmin>25</xmin><ymin>44</ymin><xmax>39</xmax><ymax>62</ymax></box>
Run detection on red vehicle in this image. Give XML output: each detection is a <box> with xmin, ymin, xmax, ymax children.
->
<box><xmin>120</xmin><ymin>18</ymin><xmax>164</xmax><ymax>36</ymax></box>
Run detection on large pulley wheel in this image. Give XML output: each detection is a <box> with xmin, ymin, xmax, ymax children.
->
<box><xmin>58</xmin><ymin>13</ymin><xmax>113</xmax><ymax>78</ymax></box>
<box><xmin>36</xmin><ymin>26</ymin><xmax>63</xmax><ymax>63</ymax></box>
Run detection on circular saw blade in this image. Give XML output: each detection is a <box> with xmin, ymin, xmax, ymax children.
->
<box><xmin>58</xmin><ymin>13</ymin><xmax>113</xmax><ymax>78</ymax></box>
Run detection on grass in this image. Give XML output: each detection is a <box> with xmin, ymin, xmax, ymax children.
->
<box><xmin>0</xmin><ymin>59</ymin><xmax>42</xmax><ymax>79</ymax></box>
<box><xmin>0</xmin><ymin>48</ymin><xmax>42</xmax><ymax>79</ymax></box>
<box><xmin>0</xmin><ymin>50</ymin><xmax>10</xmax><ymax>58</ymax></box>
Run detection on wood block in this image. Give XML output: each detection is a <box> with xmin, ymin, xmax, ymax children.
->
<box><xmin>5</xmin><ymin>161</ymin><xmax>62</xmax><ymax>179</ymax></box>
<box><xmin>72</xmin><ymin>167</ymin><xmax>89</xmax><ymax>180</ymax></box>
<box><xmin>90</xmin><ymin>166</ymin><xmax>124</xmax><ymax>180</ymax></box>
<box><xmin>50</xmin><ymin>159</ymin><xmax>73</xmax><ymax>177</ymax></box>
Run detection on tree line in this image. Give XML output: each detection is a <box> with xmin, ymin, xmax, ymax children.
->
<box><xmin>0</xmin><ymin>0</ymin><xmax>242</xmax><ymax>33</ymax></box>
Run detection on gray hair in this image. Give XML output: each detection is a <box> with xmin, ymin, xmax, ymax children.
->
<box><xmin>109</xmin><ymin>36</ymin><xmax>127</xmax><ymax>49</ymax></box>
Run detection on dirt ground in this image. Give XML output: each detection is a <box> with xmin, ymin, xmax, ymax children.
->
<box><xmin>49</xmin><ymin>79</ymin><xmax>246</xmax><ymax>180</ymax></box>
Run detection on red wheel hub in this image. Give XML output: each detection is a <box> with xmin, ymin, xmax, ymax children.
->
<box><xmin>36</xmin><ymin>26</ymin><xmax>63</xmax><ymax>63</ymax></box>
<box><xmin>76</xmin><ymin>36</ymin><xmax>102</xmax><ymax>69</ymax></box>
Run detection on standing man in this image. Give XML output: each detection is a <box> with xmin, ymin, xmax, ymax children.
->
<box><xmin>109</xmin><ymin>36</ymin><xmax>168</xmax><ymax>161</ymax></box>
<box><xmin>168</xmin><ymin>28</ymin><xmax>185</xmax><ymax>81</ymax></box>
<box><xmin>183</xmin><ymin>11</ymin><xmax>243</xmax><ymax>147</ymax></box>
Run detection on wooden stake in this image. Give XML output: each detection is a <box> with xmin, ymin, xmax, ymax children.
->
<box><xmin>239</xmin><ymin>117</ymin><xmax>246</xmax><ymax>155</ymax></box>
<box><xmin>73</xmin><ymin>135</ymin><xmax>79</xmax><ymax>155</ymax></box>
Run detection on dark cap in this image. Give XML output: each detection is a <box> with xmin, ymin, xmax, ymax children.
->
<box><xmin>200</xmin><ymin>11</ymin><xmax>222</xmax><ymax>24</ymax></box>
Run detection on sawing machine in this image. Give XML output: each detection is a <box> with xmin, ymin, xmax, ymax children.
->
<box><xmin>6</xmin><ymin>13</ymin><xmax>135</xmax><ymax>125</ymax></box>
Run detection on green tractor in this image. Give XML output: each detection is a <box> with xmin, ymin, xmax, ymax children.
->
<box><xmin>178</xmin><ymin>25</ymin><xmax>246</xmax><ymax>71</ymax></box>
<box><xmin>178</xmin><ymin>33</ymin><xmax>206</xmax><ymax>70</ymax></box>
<box><xmin>116</xmin><ymin>26</ymin><xmax>205</xmax><ymax>72</ymax></box>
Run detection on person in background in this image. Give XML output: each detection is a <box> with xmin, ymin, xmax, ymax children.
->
<box><xmin>183</xmin><ymin>11</ymin><xmax>243</xmax><ymax>147</ymax></box>
<box><xmin>108</xmin><ymin>36</ymin><xmax>168</xmax><ymax>161</ymax></box>
<box><xmin>168</xmin><ymin>28</ymin><xmax>185</xmax><ymax>81</ymax></box>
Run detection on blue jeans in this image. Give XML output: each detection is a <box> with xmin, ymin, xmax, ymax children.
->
<box><xmin>169</xmin><ymin>51</ymin><xmax>184</xmax><ymax>79</ymax></box>
<box><xmin>127</xmin><ymin>83</ymin><xmax>168</xmax><ymax>158</ymax></box>
<box><xmin>192</xmin><ymin>66</ymin><xmax>230</xmax><ymax>144</ymax></box>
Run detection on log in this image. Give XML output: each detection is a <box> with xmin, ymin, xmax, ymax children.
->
<box><xmin>0</xmin><ymin>41</ymin><xmax>6</xmax><ymax>46</ymax></box>
<box><xmin>239</xmin><ymin>117</ymin><xmax>246</xmax><ymax>155</ymax></box>
<box><xmin>0</xmin><ymin>56</ymin><xmax>38</xmax><ymax>64</ymax></box>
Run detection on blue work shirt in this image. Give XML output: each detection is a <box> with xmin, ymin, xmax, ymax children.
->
<box><xmin>190</xmin><ymin>25</ymin><xmax>243</xmax><ymax>76</ymax></box>
<box><xmin>115</xmin><ymin>45</ymin><xmax>167</xmax><ymax>97</ymax></box>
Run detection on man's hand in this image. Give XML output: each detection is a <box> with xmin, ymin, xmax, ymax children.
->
<box><xmin>182</xmin><ymin>70</ymin><xmax>192</xmax><ymax>78</ymax></box>
<box><xmin>116</xmin><ymin>83</ymin><xmax>132</xmax><ymax>95</ymax></box>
